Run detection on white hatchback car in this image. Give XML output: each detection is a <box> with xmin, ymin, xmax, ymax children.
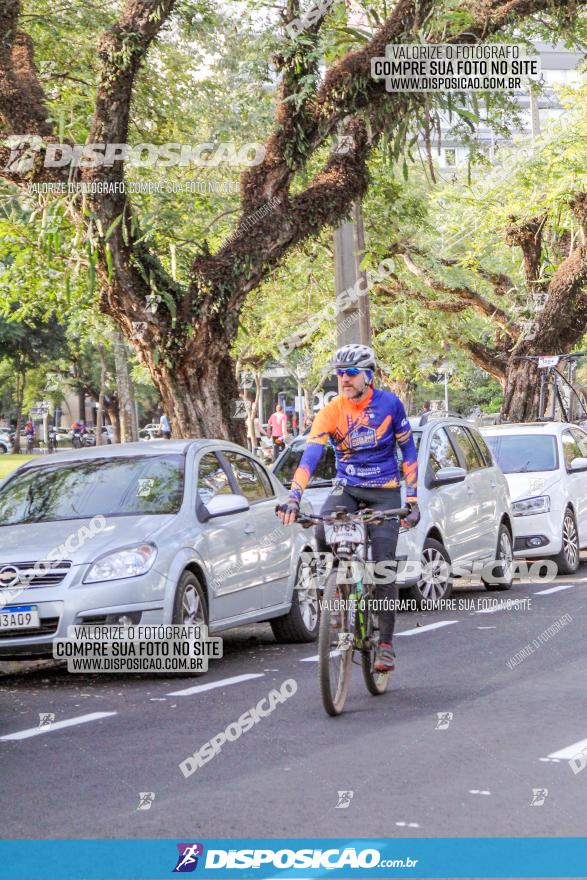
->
<box><xmin>481</xmin><ymin>422</ymin><xmax>587</xmax><ymax>574</ymax></box>
<box><xmin>273</xmin><ymin>416</ymin><xmax>514</xmax><ymax>605</ymax></box>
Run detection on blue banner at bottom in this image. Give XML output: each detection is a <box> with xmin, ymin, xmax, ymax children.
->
<box><xmin>0</xmin><ymin>837</ymin><xmax>585</xmax><ymax>879</ymax></box>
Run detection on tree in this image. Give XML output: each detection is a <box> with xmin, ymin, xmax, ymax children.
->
<box><xmin>1</xmin><ymin>0</ymin><xmax>586</xmax><ymax>438</ymax></box>
<box><xmin>376</xmin><ymin>84</ymin><xmax>587</xmax><ymax>421</ymax></box>
<box><xmin>0</xmin><ymin>311</ymin><xmax>66</xmax><ymax>450</ymax></box>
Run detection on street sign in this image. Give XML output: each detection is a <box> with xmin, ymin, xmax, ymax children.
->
<box><xmin>30</xmin><ymin>407</ymin><xmax>49</xmax><ymax>416</ymax></box>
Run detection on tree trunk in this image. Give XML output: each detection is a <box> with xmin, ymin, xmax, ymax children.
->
<box><xmin>112</xmin><ymin>330</ymin><xmax>138</xmax><ymax>443</ymax></box>
<box><xmin>77</xmin><ymin>388</ymin><xmax>86</xmax><ymax>422</ymax></box>
<box><xmin>501</xmin><ymin>355</ymin><xmax>542</xmax><ymax>422</ymax></box>
<box><xmin>13</xmin><ymin>366</ymin><xmax>25</xmax><ymax>454</ymax></box>
<box><xmin>139</xmin><ymin>346</ymin><xmax>247</xmax><ymax>444</ymax></box>
<box><xmin>106</xmin><ymin>400</ymin><xmax>121</xmax><ymax>444</ymax></box>
<box><xmin>96</xmin><ymin>343</ymin><xmax>108</xmax><ymax>446</ymax></box>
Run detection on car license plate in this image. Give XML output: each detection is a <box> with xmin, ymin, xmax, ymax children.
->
<box><xmin>0</xmin><ymin>605</ymin><xmax>40</xmax><ymax>630</ymax></box>
<box><xmin>324</xmin><ymin>522</ymin><xmax>364</xmax><ymax>545</ymax></box>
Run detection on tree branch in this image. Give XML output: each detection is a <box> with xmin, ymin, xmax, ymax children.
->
<box><xmin>533</xmin><ymin>195</ymin><xmax>587</xmax><ymax>351</ymax></box>
<box><xmin>398</xmin><ymin>248</ymin><xmax>518</xmax><ymax>337</ymax></box>
<box><xmin>505</xmin><ymin>213</ymin><xmax>547</xmax><ymax>287</ymax></box>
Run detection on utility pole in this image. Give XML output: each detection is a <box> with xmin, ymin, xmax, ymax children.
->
<box><xmin>334</xmin><ymin>0</ymin><xmax>371</xmax><ymax>350</ymax></box>
<box><xmin>334</xmin><ymin>203</ymin><xmax>371</xmax><ymax>346</ymax></box>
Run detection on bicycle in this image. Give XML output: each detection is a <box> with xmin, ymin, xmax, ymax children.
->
<box><xmin>512</xmin><ymin>352</ymin><xmax>587</xmax><ymax>423</ymax></box>
<box><xmin>297</xmin><ymin>504</ymin><xmax>409</xmax><ymax>717</ymax></box>
<box><xmin>25</xmin><ymin>434</ymin><xmax>35</xmax><ymax>454</ymax></box>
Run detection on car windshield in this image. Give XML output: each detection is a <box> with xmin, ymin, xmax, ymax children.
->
<box><xmin>0</xmin><ymin>455</ymin><xmax>185</xmax><ymax>525</ymax></box>
<box><xmin>484</xmin><ymin>434</ymin><xmax>558</xmax><ymax>473</ymax></box>
<box><xmin>273</xmin><ymin>432</ymin><xmax>422</xmax><ymax>487</ymax></box>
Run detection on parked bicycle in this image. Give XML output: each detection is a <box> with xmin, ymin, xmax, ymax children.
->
<box><xmin>513</xmin><ymin>352</ymin><xmax>587</xmax><ymax>423</ymax></box>
<box><xmin>297</xmin><ymin>504</ymin><xmax>409</xmax><ymax>717</ymax></box>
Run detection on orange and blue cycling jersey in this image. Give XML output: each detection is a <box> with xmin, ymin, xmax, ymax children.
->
<box><xmin>288</xmin><ymin>387</ymin><xmax>418</xmax><ymax>504</ymax></box>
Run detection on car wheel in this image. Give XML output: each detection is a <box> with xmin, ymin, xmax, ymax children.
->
<box><xmin>552</xmin><ymin>509</ymin><xmax>580</xmax><ymax>575</ymax></box>
<box><xmin>170</xmin><ymin>571</ymin><xmax>209</xmax><ymax>677</ymax></box>
<box><xmin>270</xmin><ymin>561</ymin><xmax>319</xmax><ymax>643</ymax></box>
<box><xmin>405</xmin><ymin>537</ymin><xmax>452</xmax><ymax>608</ymax></box>
<box><xmin>173</xmin><ymin>570</ymin><xmax>208</xmax><ymax>627</ymax></box>
<box><xmin>483</xmin><ymin>523</ymin><xmax>514</xmax><ymax>591</ymax></box>
<box><xmin>0</xmin><ymin>445</ymin><xmax>5</xmax><ymax>455</ymax></box>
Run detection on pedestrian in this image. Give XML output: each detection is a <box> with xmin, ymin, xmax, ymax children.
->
<box><xmin>159</xmin><ymin>411</ymin><xmax>171</xmax><ymax>439</ymax></box>
<box><xmin>267</xmin><ymin>404</ymin><xmax>288</xmax><ymax>462</ymax></box>
<box><xmin>291</xmin><ymin>412</ymin><xmax>299</xmax><ymax>436</ymax></box>
<box><xmin>419</xmin><ymin>400</ymin><xmax>431</xmax><ymax>416</ymax></box>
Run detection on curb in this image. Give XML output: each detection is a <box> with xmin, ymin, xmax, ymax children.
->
<box><xmin>0</xmin><ymin>660</ymin><xmax>59</xmax><ymax>676</ymax></box>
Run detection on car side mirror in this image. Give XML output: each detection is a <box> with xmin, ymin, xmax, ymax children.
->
<box><xmin>433</xmin><ymin>466</ymin><xmax>467</xmax><ymax>486</ymax></box>
<box><xmin>202</xmin><ymin>493</ymin><xmax>250</xmax><ymax>520</ymax></box>
<box><xmin>569</xmin><ymin>456</ymin><xmax>587</xmax><ymax>472</ymax></box>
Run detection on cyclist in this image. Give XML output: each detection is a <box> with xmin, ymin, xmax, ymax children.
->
<box><xmin>276</xmin><ymin>344</ymin><xmax>420</xmax><ymax>672</ymax></box>
<box><xmin>24</xmin><ymin>420</ymin><xmax>35</xmax><ymax>453</ymax></box>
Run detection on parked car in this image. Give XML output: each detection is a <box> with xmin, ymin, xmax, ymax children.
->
<box><xmin>140</xmin><ymin>426</ymin><xmax>160</xmax><ymax>441</ymax></box>
<box><xmin>273</xmin><ymin>415</ymin><xmax>514</xmax><ymax>604</ymax></box>
<box><xmin>0</xmin><ymin>441</ymin><xmax>318</xmax><ymax>660</ymax></box>
<box><xmin>0</xmin><ymin>431</ymin><xmax>13</xmax><ymax>454</ymax></box>
<box><xmin>481</xmin><ymin>422</ymin><xmax>587</xmax><ymax>574</ymax></box>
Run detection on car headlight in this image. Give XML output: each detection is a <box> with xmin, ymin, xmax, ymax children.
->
<box><xmin>84</xmin><ymin>543</ymin><xmax>157</xmax><ymax>583</ymax></box>
<box><xmin>512</xmin><ymin>495</ymin><xmax>550</xmax><ymax>516</ymax></box>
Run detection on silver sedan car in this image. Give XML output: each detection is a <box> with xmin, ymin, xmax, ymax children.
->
<box><xmin>0</xmin><ymin>441</ymin><xmax>319</xmax><ymax>660</ymax></box>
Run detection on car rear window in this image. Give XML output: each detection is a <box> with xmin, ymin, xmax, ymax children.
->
<box><xmin>483</xmin><ymin>434</ymin><xmax>558</xmax><ymax>473</ymax></box>
<box><xmin>0</xmin><ymin>455</ymin><xmax>185</xmax><ymax>525</ymax></box>
<box><xmin>273</xmin><ymin>444</ymin><xmax>336</xmax><ymax>487</ymax></box>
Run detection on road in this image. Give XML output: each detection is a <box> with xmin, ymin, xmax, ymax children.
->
<box><xmin>1</xmin><ymin>571</ymin><xmax>586</xmax><ymax>840</ymax></box>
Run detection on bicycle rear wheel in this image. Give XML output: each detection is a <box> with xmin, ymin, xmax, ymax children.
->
<box><xmin>361</xmin><ymin>608</ymin><xmax>390</xmax><ymax>696</ymax></box>
<box><xmin>319</xmin><ymin>570</ymin><xmax>353</xmax><ymax>716</ymax></box>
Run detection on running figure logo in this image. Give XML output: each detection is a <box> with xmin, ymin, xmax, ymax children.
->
<box><xmin>336</xmin><ymin>632</ymin><xmax>354</xmax><ymax>652</ymax></box>
<box><xmin>435</xmin><ymin>712</ymin><xmax>453</xmax><ymax>730</ymax></box>
<box><xmin>173</xmin><ymin>843</ymin><xmax>204</xmax><ymax>873</ymax></box>
<box><xmin>530</xmin><ymin>788</ymin><xmax>549</xmax><ymax>806</ymax></box>
<box><xmin>336</xmin><ymin>791</ymin><xmax>354</xmax><ymax>809</ymax></box>
<box><xmin>137</xmin><ymin>792</ymin><xmax>155</xmax><ymax>811</ymax></box>
<box><xmin>38</xmin><ymin>713</ymin><xmax>55</xmax><ymax>728</ymax></box>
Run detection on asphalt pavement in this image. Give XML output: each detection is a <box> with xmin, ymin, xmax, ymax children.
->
<box><xmin>1</xmin><ymin>571</ymin><xmax>586</xmax><ymax>841</ymax></box>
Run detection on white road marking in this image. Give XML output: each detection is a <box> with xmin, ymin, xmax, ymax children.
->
<box><xmin>396</xmin><ymin>620</ymin><xmax>459</xmax><ymax>636</ymax></box>
<box><xmin>535</xmin><ymin>584</ymin><xmax>576</xmax><ymax>595</ymax></box>
<box><xmin>477</xmin><ymin>626</ymin><xmax>496</xmax><ymax>629</ymax></box>
<box><xmin>469</xmin><ymin>789</ymin><xmax>491</xmax><ymax>795</ymax></box>
<box><xmin>543</xmin><ymin>737</ymin><xmax>587</xmax><ymax>761</ymax></box>
<box><xmin>167</xmin><ymin>673</ymin><xmax>264</xmax><ymax>696</ymax></box>
<box><xmin>0</xmin><ymin>711</ymin><xmax>117</xmax><ymax>742</ymax></box>
<box><xmin>477</xmin><ymin>601</ymin><xmax>527</xmax><ymax>614</ymax></box>
<box><xmin>300</xmin><ymin>621</ymin><xmax>459</xmax><ymax>656</ymax></box>
<box><xmin>300</xmin><ymin>650</ymin><xmax>342</xmax><ymax>663</ymax></box>
<box><xmin>395</xmin><ymin>821</ymin><xmax>420</xmax><ymax>827</ymax></box>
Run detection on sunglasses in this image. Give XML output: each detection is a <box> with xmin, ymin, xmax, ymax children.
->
<box><xmin>336</xmin><ymin>367</ymin><xmax>362</xmax><ymax>377</ymax></box>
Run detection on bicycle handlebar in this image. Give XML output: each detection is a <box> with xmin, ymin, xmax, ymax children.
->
<box><xmin>512</xmin><ymin>351</ymin><xmax>587</xmax><ymax>363</ymax></box>
<box><xmin>284</xmin><ymin>505</ymin><xmax>411</xmax><ymax>527</ymax></box>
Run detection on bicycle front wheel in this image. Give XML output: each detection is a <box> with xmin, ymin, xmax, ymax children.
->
<box><xmin>319</xmin><ymin>570</ymin><xmax>353</xmax><ymax>716</ymax></box>
<box><xmin>362</xmin><ymin>643</ymin><xmax>390</xmax><ymax>696</ymax></box>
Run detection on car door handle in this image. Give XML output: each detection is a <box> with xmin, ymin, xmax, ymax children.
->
<box><xmin>243</xmin><ymin>524</ymin><xmax>256</xmax><ymax>535</ymax></box>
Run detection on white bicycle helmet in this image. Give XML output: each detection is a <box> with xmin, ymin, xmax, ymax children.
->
<box><xmin>332</xmin><ymin>343</ymin><xmax>376</xmax><ymax>371</ymax></box>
